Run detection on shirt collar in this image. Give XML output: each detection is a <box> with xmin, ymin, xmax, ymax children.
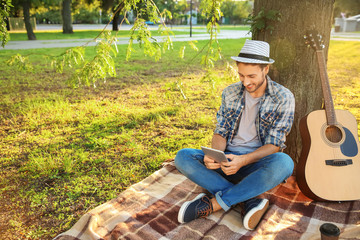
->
<box><xmin>263</xmin><ymin>76</ymin><xmax>280</xmax><ymax>104</ymax></box>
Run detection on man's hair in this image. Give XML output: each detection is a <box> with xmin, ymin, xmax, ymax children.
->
<box><xmin>236</xmin><ymin>62</ymin><xmax>269</xmax><ymax>70</ymax></box>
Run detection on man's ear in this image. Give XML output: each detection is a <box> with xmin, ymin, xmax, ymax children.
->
<box><xmin>264</xmin><ymin>65</ymin><xmax>270</xmax><ymax>75</ymax></box>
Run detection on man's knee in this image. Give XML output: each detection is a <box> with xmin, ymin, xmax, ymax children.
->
<box><xmin>273</xmin><ymin>152</ymin><xmax>294</xmax><ymax>178</ymax></box>
<box><xmin>174</xmin><ymin>148</ymin><xmax>196</xmax><ymax>169</ymax></box>
<box><xmin>175</xmin><ymin>148</ymin><xmax>205</xmax><ymax>172</ymax></box>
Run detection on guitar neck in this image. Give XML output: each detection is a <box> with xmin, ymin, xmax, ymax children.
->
<box><xmin>315</xmin><ymin>50</ymin><xmax>337</xmax><ymax>126</ymax></box>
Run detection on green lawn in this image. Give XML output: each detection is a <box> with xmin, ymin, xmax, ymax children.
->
<box><xmin>332</xmin><ymin>36</ymin><xmax>360</xmax><ymax>39</ymax></box>
<box><xmin>8</xmin><ymin>29</ymin><xmax>199</xmax><ymax>41</ymax></box>
<box><xmin>0</xmin><ymin>38</ymin><xmax>359</xmax><ymax>239</ymax></box>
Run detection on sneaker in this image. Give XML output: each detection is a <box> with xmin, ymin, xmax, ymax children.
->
<box><xmin>178</xmin><ymin>193</ymin><xmax>213</xmax><ymax>223</ymax></box>
<box><xmin>242</xmin><ymin>198</ymin><xmax>269</xmax><ymax>230</ymax></box>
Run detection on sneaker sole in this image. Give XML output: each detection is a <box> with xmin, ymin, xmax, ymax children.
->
<box><xmin>243</xmin><ymin>199</ymin><xmax>269</xmax><ymax>230</ymax></box>
<box><xmin>178</xmin><ymin>193</ymin><xmax>206</xmax><ymax>223</ymax></box>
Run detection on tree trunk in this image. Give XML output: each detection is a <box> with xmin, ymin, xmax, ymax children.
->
<box><xmin>22</xmin><ymin>0</ymin><xmax>36</xmax><ymax>40</ymax></box>
<box><xmin>112</xmin><ymin>8</ymin><xmax>120</xmax><ymax>31</ymax></box>
<box><xmin>252</xmin><ymin>0</ymin><xmax>334</xmax><ymax>163</ymax></box>
<box><xmin>62</xmin><ymin>0</ymin><xmax>73</xmax><ymax>34</ymax></box>
<box><xmin>112</xmin><ymin>2</ymin><xmax>125</xmax><ymax>31</ymax></box>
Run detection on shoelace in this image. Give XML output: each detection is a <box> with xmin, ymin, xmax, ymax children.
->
<box><xmin>197</xmin><ymin>196</ymin><xmax>213</xmax><ymax>218</ymax></box>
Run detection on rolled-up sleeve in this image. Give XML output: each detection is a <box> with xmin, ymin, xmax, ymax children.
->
<box><xmin>263</xmin><ymin>92</ymin><xmax>295</xmax><ymax>150</ymax></box>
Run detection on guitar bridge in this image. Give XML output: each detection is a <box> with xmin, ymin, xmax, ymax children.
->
<box><xmin>325</xmin><ymin>159</ymin><xmax>353</xmax><ymax>166</ymax></box>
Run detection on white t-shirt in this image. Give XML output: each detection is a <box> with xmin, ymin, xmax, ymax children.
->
<box><xmin>226</xmin><ymin>91</ymin><xmax>262</xmax><ymax>153</ymax></box>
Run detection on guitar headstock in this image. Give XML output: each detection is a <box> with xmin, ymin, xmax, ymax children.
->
<box><xmin>304</xmin><ymin>30</ymin><xmax>325</xmax><ymax>51</ymax></box>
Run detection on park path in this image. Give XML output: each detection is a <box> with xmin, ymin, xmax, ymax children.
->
<box><xmin>1</xmin><ymin>24</ymin><xmax>359</xmax><ymax>50</ymax></box>
<box><xmin>1</xmin><ymin>24</ymin><xmax>251</xmax><ymax>50</ymax></box>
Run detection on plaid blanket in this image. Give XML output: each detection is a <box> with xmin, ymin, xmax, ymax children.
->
<box><xmin>54</xmin><ymin>162</ymin><xmax>360</xmax><ymax>240</ymax></box>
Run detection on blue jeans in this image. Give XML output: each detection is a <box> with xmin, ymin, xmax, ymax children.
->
<box><xmin>174</xmin><ymin>148</ymin><xmax>294</xmax><ymax>211</ymax></box>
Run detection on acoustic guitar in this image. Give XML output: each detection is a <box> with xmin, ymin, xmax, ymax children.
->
<box><xmin>296</xmin><ymin>30</ymin><xmax>360</xmax><ymax>201</ymax></box>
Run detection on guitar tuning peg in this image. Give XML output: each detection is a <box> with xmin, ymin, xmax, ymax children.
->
<box><xmin>321</xmin><ymin>44</ymin><xmax>325</xmax><ymax>49</ymax></box>
<box><xmin>307</xmin><ymin>45</ymin><xmax>311</xmax><ymax>48</ymax></box>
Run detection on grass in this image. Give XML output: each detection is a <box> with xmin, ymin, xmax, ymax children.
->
<box><xmin>0</xmin><ymin>38</ymin><xmax>242</xmax><ymax>239</ymax></box>
<box><xmin>332</xmin><ymin>36</ymin><xmax>360</xmax><ymax>39</ymax></box>
<box><xmin>327</xmin><ymin>40</ymin><xmax>360</xmax><ymax>131</ymax></box>
<box><xmin>0</xmin><ymin>37</ymin><xmax>359</xmax><ymax>239</ymax></box>
<box><xmin>9</xmin><ymin>29</ymin><xmax>200</xmax><ymax>41</ymax></box>
<box><xmin>8</xmin><ymin>25</ymin><xmax>250</xmax><ymax>41</ymax></box>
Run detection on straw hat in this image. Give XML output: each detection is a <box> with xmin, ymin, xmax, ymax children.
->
<box><xmin>231</xmin><ymin>39</ymin><xmax>275</xmax><ymax>64</ymax></box>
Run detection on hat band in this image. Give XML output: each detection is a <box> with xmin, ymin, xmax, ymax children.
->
<box><xmin>238</xmin><ymin>53</ymin><xmax>270</xmax><ymax>62</ymax></box>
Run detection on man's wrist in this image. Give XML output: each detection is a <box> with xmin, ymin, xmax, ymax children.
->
<box><xmin>236</xmin><ymin>154</ymin><xmax>250</xmax><ymax>166</ymax></box>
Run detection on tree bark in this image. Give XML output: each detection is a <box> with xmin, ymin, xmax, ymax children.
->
<box><xmin>62</xmin><ymin>0</ymin><xmax>73</xmax><ymax>34</ymax></box>
<box><xmin>252</xmin><ymin>0</ymin><xmax>334</xmax><ymax>163</ymax></box>
<box><xmin>112</xmin><ymin>7</ymin><xmax>120</xmax><ymax>31</ymax></box>
<box><xmin>22</xmin><ymin>0</ymin><xmax>36</xmax><ymax>40</ymax></box>
<box><xmin>112</xmin><ymin>2</ymin><xmax>125</xmax><ymax>31</ymax></box>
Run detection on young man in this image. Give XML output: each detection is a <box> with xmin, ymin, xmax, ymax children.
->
<box><xmin>174</xmin><ymin>40</ymin><xmax>295</xmax><ymax>230</ymax></box>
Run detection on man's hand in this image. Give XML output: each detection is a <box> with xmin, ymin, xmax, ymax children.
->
<box><xmin>204</xmin><ymin>155</ymin><xmax>221</xmax><ymax>169</ymax></box>
<box><xmin>221</xmin><ymin>154</ymin><xmax>248</xmax><ymax>175</ymax></box>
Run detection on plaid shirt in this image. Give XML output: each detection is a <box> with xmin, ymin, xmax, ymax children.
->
<box><xmin>214</xmin><ymin>76</ymin><xmax>295</xmax><ymax>150</ymax></box>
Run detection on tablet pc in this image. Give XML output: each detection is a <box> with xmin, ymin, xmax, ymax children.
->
<box><xmin>201</xmin><ymin>146</ymin><xmax>228</xmax><ymax>163</ymax></box>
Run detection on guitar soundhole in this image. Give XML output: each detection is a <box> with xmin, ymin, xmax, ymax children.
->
<box><xmin>325</xmin><ymin>125</ymin><xmax>343</xmax><ymax>143</ymax></box>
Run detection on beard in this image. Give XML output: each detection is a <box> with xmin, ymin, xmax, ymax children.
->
<box><xmin>246</xmin><ymin>72</ymin><xmax>266</xmax><ymax>93</ymax></box>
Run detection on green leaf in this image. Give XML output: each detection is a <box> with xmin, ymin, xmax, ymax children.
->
<box><xmin>189</xmin><ymin>41</ymin><xmax>198</xmax><ymax>51</ymax></box>
<box><xmin>179</xmin><ymin>46</ymin><xmax>186</xmax><ymax>59</ymax></box>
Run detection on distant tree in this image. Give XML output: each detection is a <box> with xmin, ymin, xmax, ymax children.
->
<box><xmin>1</xmin><ymin>0</ymin><xmax>12</xmax><ymax>47</ymax></box>
<box><xmin>172</xmin><ymin>0</ymin><xmax>187</xmax><ymax>25</ymax></box>
<box><xmin>98</xmin><ymin>0</ymin><xmax>122</xmax><ymax>31</ymax></box>
<box><xmin>72</xmin><ymin>1</ymin><xmax>102</xmax><ymax>24</ymax></box>
<box><xmin>22</xmin><ymin>0</ymin><xmax>36</xmax><ymax>40</ymax></box>
<box><xmin>221</xmin><ymin>0</ymin><xmax>251</xmax><ymax>24</ymax></box>
<box><xmin>7</xmin><ymin>0</ymin><xmax>41</xmax><ymax>40</ymax></box>
<box><xmin>112</xmin><ymin>1</ymin><xmax>122</xmax><ymax>31</ymax></box>
<box><xmin>333</xmin><ymin>0</ymin><xmax>360</xmax><ymax>18</ymax></box>
<box><xmin>62</xmin><ymin>0</ymin><xmax>73</xmax><ymax>33</ymax></box>
<box><xmin>153</xmin><ymin>0</ymin><xmax>181</xmax><ymax>25</ymax></box>
<box><xmin>232</xmin><ymin>0</ymin><xmax>251</xmax><ymax>24</ymax></box>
